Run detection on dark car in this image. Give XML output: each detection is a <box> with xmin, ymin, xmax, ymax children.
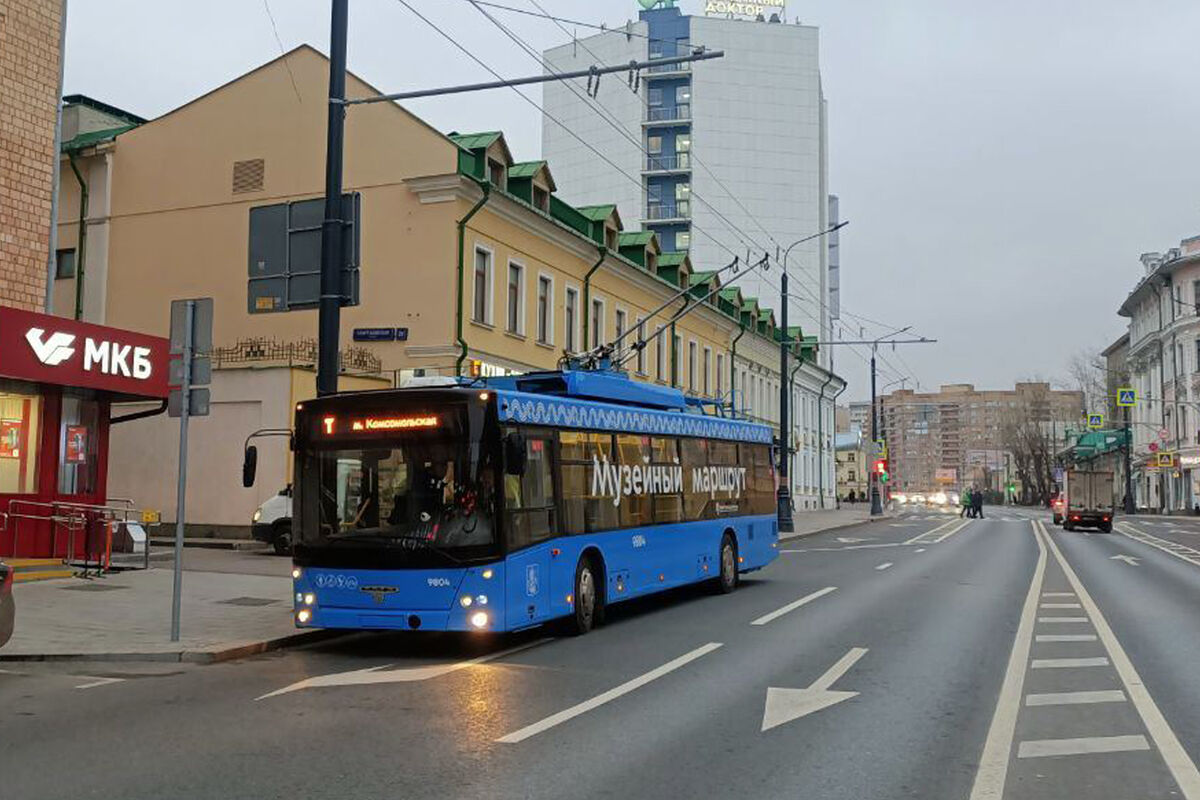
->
<box><xmin>0</xmin><ymin>560</ymin><xmax>13</xmax><ymax>649</ymax></box>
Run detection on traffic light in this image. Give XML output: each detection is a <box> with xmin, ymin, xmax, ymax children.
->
<box><xmin>873</xmin><ymin>459</ymin><xmax>890</xmax><ymax>484</ymax></box>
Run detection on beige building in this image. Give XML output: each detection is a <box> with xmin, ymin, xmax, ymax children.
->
<box><xmin>0</xmin><ymin>0</ymin><xmax>63</xmax><ymax>310</ymax></box>
<box><xmin>882</xmin><ymin>383</ymin><xmax>1083</xmax><ymax>493</ymax></box>
<box><xmin>51</xmin><ymin>47</ymin><xmax>844</xmax><ymax>527</ymax></box>
<box><xmin>835</xmin><ymin>429</ymin><xmax>868</xmax><ymax>502</ymax></box>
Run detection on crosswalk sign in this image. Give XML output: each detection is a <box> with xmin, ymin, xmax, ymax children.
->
<box><xmin>1087</xmin><ymin>414</ymin><xmax>1104</xmax><ymax>429</ymax></box>
<box><xmin>1116</xmin><ymin>387</ymin><xmax>1137</xmax><ymax>407</ymax></box>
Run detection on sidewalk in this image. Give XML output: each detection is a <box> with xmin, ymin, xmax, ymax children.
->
<box><xmin>780</xmin><ymin>506</ymin><xmax>892</xmax><ymax>540</ymax></box>
<box><xmin>0</xmin><ymin>548</ymin><xmax>328</xmax><ymax>663</ymax></box>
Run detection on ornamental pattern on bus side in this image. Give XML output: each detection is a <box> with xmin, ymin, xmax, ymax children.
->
<box><xmin>497</xmin><ymin>394</ymin><xmax>772</xmax><ymax>443</ymax></box>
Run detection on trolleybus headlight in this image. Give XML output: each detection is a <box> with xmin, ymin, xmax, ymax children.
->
<box><xmin>295</xmin><ymin>592</ymin><xmax>304</xmax><ymax>603</ymax></box>
<box><xmin>481</xmin><ymin>568</ymin><xmax>494</xmax><ymax>580</ymax></box>
<box><xmin>292</xmin><ymin>567</ymin><xmax>302</xmax><ymax>580</ymax></box>
<box><xmin>303</xmin><ymin>593</ymin><xmax>316</xmax><ymax>606</ymax></box>
<box><xmin>296</xmin><ymin>609</ymin><xmax>311</xmax><ymax>624</ymax></box>
<box><xmin>469</xmin><ymin>611</ymin><xmax>489</xmax><ymax>629</ymax></box>
<box><xmin>476</xmin><ymin>595</ymin><xmax>488</xmax><ymax>606</ymax></box>
<box><xmin>460</xmin><ymin>595</ymin><xmax>473</xmax><ymax>608</ymax></box>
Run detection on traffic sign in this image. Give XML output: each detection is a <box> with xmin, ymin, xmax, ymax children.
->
<box><xmin>1159</xmin><ymin>452</ymin><xmax>1176</xmax><ymax>468</ymax></box>
<box><xmin>874</xmin><ymin>440</ymin><xmax>887</xmax><ymax>459</ymax></box>
<box><xmin>1159</xmin><ymin>428</ymin><xmax>1169</xmax><ymax>441</ymax></box>
<box><xmin>1116</xmin><ymin>387</ymin><xmax>1137</xmax><ymax>407</ymax></box>
<box><xmin>1149</xmin><ymin>442</ymin><xmax>1159</xmax><ymax>453</ymax></box>
<box><xmin>1087</xmin><ymin>414</ymin><xmax>1104</xmax><ymax>430</ymax></box>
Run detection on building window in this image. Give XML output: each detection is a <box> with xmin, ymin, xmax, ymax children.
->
<box><xmin>677</xmin><ymin>230</ymin><xmax>691</xmax><ymax>250</ymax></box>
<box><xmin>565</xmin><ymin>287</ymin><xmax>579</xmax><ymax>352</ymax></box>
<box><xmin>688</xmin><ymin>341</ymin><xmax>697</xmax><ymax>392</ymax></box>
<box><xmin>716</xmin><ymin>353</ymin><xmax>724</xmax><ymax>398</ymax></box>
<box><xmin>506</xmin><ymin>261</ymin><xmax>524</xmax><ymax>335</ymax></box>
<box><xmin>0</xmin><ymin>386</ymin><xmax>43</xmax><ymax>494</ymax></box>
<box><xmin>537</xmin><ymin>275</ymin><xmax>553</xmax><ymax>344</ymax></box>
<box><xmin>55</xmin><ymin>249</ymin><xmax>76</xmax><ymax>280</ymax></box>
<box><xmin>488</xmin><ymin>159</ymin><xmax>505</xmax><ymax>188</ymax></box>
<box><xmin>676</xmin><ymin>134</ymin><xmax>691</xmax><ymax>169</ymax></box>
<box><xmin>590</xmin><ymin>297</ymin><xmax>604</xmax><ymax>349</ymax></box>
<box><xmin>703</xmin><ymin>346</ymin><xmax>711</xmax><ymax>396</ymax></box>
<box><xmin>648</xmin><ymin>87</ymin><xmax>662</xmax><ymax>107</ymax></box>
<box><xmin>675</xmin><ymin>182</ymin><xmax>690</xmax><ymax>216</ymax></box>
<box><xmin>635</xmin><ymin>317</ymin><xmax>647</xmax><ymax>374</ymax></box>
<box><xmin>614</xmin><ymin>309</ymin><xmax>627</xmax><ymax>357</ymax></box>
<box><xmin>647</xmin><ymin>135</ymin><xmax>662</xmax><ymax>154</ymax></box>
<box><xmin>472</xmin><ymin>246</ymin><xmax>493</xmax><ymax>324</ymax></box>
<box><xmin>605</xmin><ymin>226</ymin><xmax>618</xmax><ymax>250</ymax></box>
<box><xmin>655</xmin><ymin>325</ymin><xmax>665</xmax><ymax>382</ymax></box>
<box><xmin>1193</xmin><ymin>280</ymin><xmax>1200</xmax><ymax>314</ymax></box>
<box><xmin>532</xmin><ymin>185</ymin><xmax>549</xmax><ymax>212</ymax></box>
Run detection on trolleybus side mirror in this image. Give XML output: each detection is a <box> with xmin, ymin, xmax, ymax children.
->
<box><xmin>504</xmin><ymin>433</ymin><xmax>527</xmax><ymax>476</ymax></box>
<box><xmin>242</xmin><ymin>445</ymin><xmax>258</xmax><ymax>488</ymax></box>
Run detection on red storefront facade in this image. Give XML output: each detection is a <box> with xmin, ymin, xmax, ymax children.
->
<box><xmin>0</xmin><ymin>306</ymin><xmax>169</xmax><ymax>559</ymax></box>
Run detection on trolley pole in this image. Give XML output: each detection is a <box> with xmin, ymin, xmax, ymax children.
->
<box><xmin>1124</xmin><ymin>404</ymin><xmax>1135</xmax><ymax>514</ymax></box>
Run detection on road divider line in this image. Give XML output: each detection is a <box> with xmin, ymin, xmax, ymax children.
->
<box><xmin>750</xmin><ymin>586</ymin><xmax>837</xmax><ymax>626</ymax></box>
<box><xmin>904</xmin><ymin>518</ymin><xmax>964</xmax><ymax>545</ymax></box>
<box><xmin>875</xmin><ymin>562</ymin><xmax>893</xmax><ymax>571</ymax></box>
<box><xmin>1038</xmin><ymin>616</ymin><xmax>1088</xmax><ymax>623</ymax></box>
<box><xmin>1042</xmin><ymin>592</ymin><xmax>1074</xmax><ymax>597</ymax></box>
<box><xmin>496</xmin><ymin>642</ymin><xmax>723</xmax><ymax>743</ymax></box>
<box><xmin>1117</xmin><ymin>522</ymin><xmax>1200</xmax><ymax>568</ymax></box>
<box><xmin>1017</xmin><ymin>735</ymin><xmax>1149</xmax><ymax>759</ymax></box>
<box><xmin>74</xmin><ymin>676</ymin><xmax>125</xmax><ymax>690</ymax></box>
<box><xmin>1043</xmin><ymin>523</ymin><xmax>1200</xmax><ymax>798</ymax></box>
<box><xmin>1040</xmin><ymin>602</ymin><xmax>1082</xmax><ymax>609</ymax></box>
<box><xmin>968</xmin><ymin>519</ymin><xmax>1047</xmax><ymax>800</ymax></box>
<box><xmin>1030</xmin><ymin>657</ymin><xmax>1109</xmax><ymax>669</ymax></box>
<box><xmin>1035</xmin><ymin>634</ymin><xmax>1097</xmax><ymax>642</ymax></box>
<box><xmin>933</xmin><ymin>519</ymin><xmax>973</xmax><ymax>543</ymax></box>
<box><xmin>1025</xmin><ymin>690</ymin><xmax>1126</xmax><ymax>707</ymax></box>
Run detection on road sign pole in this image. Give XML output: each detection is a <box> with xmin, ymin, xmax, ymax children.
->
<box><xmin>170</xmin><ymin>300</ymin><xmax>194</xmax><ymax>642</ymax></box>
<box><xmin>317</xmin><ymin>0</ymin><xmax>349</xmax><ymax>397</ymax></box>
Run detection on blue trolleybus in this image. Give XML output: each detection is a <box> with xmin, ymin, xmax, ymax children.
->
<box><xmin>286</xmin><ymin>369</ymin><xmax>778</xmax><ymax>635</ymax></box>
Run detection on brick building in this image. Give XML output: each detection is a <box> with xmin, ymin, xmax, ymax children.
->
<box><xmin>0</xmin><ymin>0</ymin><xmax>64</xmax><ymax>310</ymax></box>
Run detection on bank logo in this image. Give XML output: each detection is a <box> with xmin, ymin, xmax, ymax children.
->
<box><xmin>25</xmin><ymin>328</ymin><xmax>76</xmax><ymax>366</ymax></box>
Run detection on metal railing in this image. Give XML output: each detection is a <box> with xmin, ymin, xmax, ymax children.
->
<box><xmin>4</xmin><ymin>498</ymin><xmax>160</xmax><ymax>574</ymax></box>
<box><xmin>647</xmin><ymin>59</ymin><xmax>690</xmax><ymax>74</ymax></box>
<box><xmin>644</xmin><ymin>153</ymin><xmax>691</xmax><ymax>171</ymax></box>
<box><xmin>646</xmin><ymin>105</ymin><xmax>691</xmax><ymax>122</ymax></box>
<box><xmin>645</xmin><ymin>201</ymin><xmax>691</xmax><ymax>221</ymax></box>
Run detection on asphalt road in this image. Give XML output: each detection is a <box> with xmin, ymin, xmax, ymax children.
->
<box><xmin>5</xmin><ymin>506</ymin><xmax>1200</xmax><ymax>799</ymax></box>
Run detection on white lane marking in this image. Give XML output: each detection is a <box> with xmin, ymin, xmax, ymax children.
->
<box><xmin>497</xmin><ymin>642</ymin><xmax>723</xmax><ymax>743</ymax></box>
<box><xmin>780</xmin><ymin>542</ymin><xmax>905</xmax><ymax>554</ymax></box>
<box><xmin>1040</xmin><ymin>602</ymin><xmax>1082</xmax><ymax>609</ymax></box>
<box><xmin>904</xmin><ymin>518</ymin><xmax>963</xmax><ymax>545</ymax></box>
<box><xmin>1025</xmin><ymin>690</ymin><xmax>1126</xmax><ymax>707</ymax></box>
<box><xmin>1035</xmin><ymin>634</ymin><xmax>1097</xmax><ymax>642</ymax></box>
<box><xmin>968</xmin><ymin>519</ymin><xmax>1047</xmax><ymax>800</ymax></box>
<box><xmin>889</xmin><ymin>524</ymin><xmax>918</xmax><ymax>528</ymax></box>
<box><xmin>74</xmin><ymin>676</ymin><xmax>126</xmax><ymax>690</ymax></box>
<box><xmin>1030</xmin><ymin>657</ymin><xmax>1110</xmax><ymax>669</ymax></box>
<box><xmin>1017</xmin><ymin>735</ymin><xmax>1150</xmax><ymax>759</ymax></box>
<box><xmin>914</xmin><ymin>548</ymin><xmax>926</xmax><ymax>553</ymax></box>
<box><xmin>1110</xmin><ymin>554</ymin><xmax>1140</xmax><ymax>566</ymax></box>
<box><xmin>875</xmin><ymin>562</ymin><xmax>893</xmax><ymax>571</ymax></box>
<box><xmin>1043</xmin><ymin>525</ymin><xmax>1200</xmax><ymax>797</ymax></box>
<box><xmin>1042</xmin><ymin>592</ymin><xmax>1074</xmax><ymax>597</ymax></box>
<box><xmin>1038</xmin><ymin>616</ymin><xmax>1089</xmax><ymax>623</ymax></box>
<box><xmin>761</xmin><ymin>647</ymin><xmax>868</xmax><ymax>732</ymax></box>
<box><xmin>1117</xmin><ymin>522</ymin><xmax>1200</xmax><ymax>568</ymax></box>
<box><xmin>258</xmin><ymin>638</ymin><xmax>550</xmax><ymax>700</ymax></box>
<box><xmin>750</xmin><ymin>586</ymin><xmax>837</xmax><ymax>626</ymax></box>
<box><xmin>836</xmin><ymin>536</ymin><xmax>868</xmax><ymax>543</ymax></box>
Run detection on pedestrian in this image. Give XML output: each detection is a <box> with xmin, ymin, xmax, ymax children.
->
<box><xmin>848</xmin><ymin>489</ymin><xmax>857</xmax><ymax>503</ymax></box>
<box><xmin>972</xmin><ymin>486</ymin><xmax>984</xmax><ymax>519</ymax></box>
<box><xmin>960</xmin><ymin>488</ymin><xmax>971</xmax><ymax>518</ymax></box>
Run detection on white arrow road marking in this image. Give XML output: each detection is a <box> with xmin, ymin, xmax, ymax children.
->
<box><xmin>496</xmin><ymin>642</ymin><xmax>723</xmax><ymax>743</ymax></box>
<box><xmin>1110</xmin><ymin>554</ymin><xmax>1140</xmax><ymax>566</ymax></box>
<box><xmin>257</xmin><ymin>638</ymin><xmax>549</xmax><ymax>700</ymax></box>
<box><xmin>72</xmin><ymin>681</ymin><xmax>125</xmax><ymax>690</ymax></box>
<box><xmin>750</xmin><ymin>586</ymin><xmax>837</xmax><ymax>626</ymax></box>
<box><xmin>875</xmin><ymin>562</ymin><xmax>893</xmax><ymax>571</ymax></box>
<box><xmin>761</xmin><ymin>647</ymin><xmax>867</xmax><ymax>732</ymax></box>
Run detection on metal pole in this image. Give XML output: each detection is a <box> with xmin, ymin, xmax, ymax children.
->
<box><xmin>777</xmin><ymin>268</ymin><xmax>793</xmax><ymax>532</ymax></box>
<box><xmin>1124</xmin><ymin>404</ymin><xmax>1135</xmax><ymax>514</ymax></box>
<box><xmin>317</xmin><ymin>0</ymin><xmax>349</xmax><ymax>397</ymax></box>
<box><xmin>870</xmin><ymin>348</ymin><xmax>882</xmax><ymax>515</ymax></box>
<box><xmin>170</xmin><ymin>300</ymin><xmax>194</xmax><ymax>642</ymax></box>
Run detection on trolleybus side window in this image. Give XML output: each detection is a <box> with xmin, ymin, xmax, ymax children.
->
<box><xmin>616</xmin><ymin>434</ymin><xmax>653</xmax><ymax>527</ymax></box>
<box><xmin>558</xmin><ymin>431</ymin><xmax>618</xmax><ymax>533</ymax></box>
<box><xmin>505</xmin><ymin>430</ymin><xmax>556</xmax><ymax>549</ymax></box>
<box><xmin>649</xmin><ymin>436</ymin><xmax>683</xmax><ymax>524</ymax></box>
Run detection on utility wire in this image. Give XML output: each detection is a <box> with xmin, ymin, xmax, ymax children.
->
<box><xmin>469</xmin><ymin>0</ymin><xmax>703</xmax><ymax>47</ymax></box>
<box><xmin>262</xmin><ymin>0</ymin><xmax>303</xmax><ymax>103</ymax></box>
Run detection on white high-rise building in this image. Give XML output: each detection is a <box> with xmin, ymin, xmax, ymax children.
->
<box><xmin>543</xmin><ymin>1</ymin><xmax>833</xmax><ymax>368</ymax></box>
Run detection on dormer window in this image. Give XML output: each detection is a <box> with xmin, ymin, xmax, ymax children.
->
<box><xmin>532</xmin><ymin>185</ymin><xmax>549</xmax><ymax>212</ymax></box>
<box><xmin>488</xmin><ymin>159</ymin><xmax>506</xmax><ymax>189</ymax></box>
<box><xmin>605</xmin><ymin>227</ymin><xmax>618</xmax><ymax>251</ymax></box>
<box><xmin>646</xmin><ymin>251</ymin><xmax>658</xmax><ymax>272</ymax></box>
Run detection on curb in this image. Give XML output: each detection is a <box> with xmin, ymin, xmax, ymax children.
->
<box><xmin>0</xmin><ymin>629</ymin><xmax>347</xmax><ymax>664</ymax></box>
<box><xmin>779</xmin><ymin>513</ymin><xmax>895</xmax><ymax>542</ymax></box>
<box><xmin>149</xmin><ymin>538</ymin><xmax>266</xmax><ymax>551</ymax></box>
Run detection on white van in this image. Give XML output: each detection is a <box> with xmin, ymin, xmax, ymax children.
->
<box><xmin>251</xmin><ymin>486</ymin><xmax>293</xmax><ymax>555</ymax></box>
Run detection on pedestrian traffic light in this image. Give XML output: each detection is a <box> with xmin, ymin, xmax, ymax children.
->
<box><xmin>873</xmin><ymin>459</ymin><xmax>889</xmax><ymax>483</ymax></box>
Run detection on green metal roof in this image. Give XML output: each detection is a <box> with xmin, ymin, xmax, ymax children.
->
<box><xmin>576</xmin><ymin>204</ymin><xmax>618</xmax><ymax>222</ymax></box>
<box><xmin>787</xmin><ymin>325</ymin><xmax>804</xmax><ymax>340</ymax></box>
<box><xmin>61</xmin><ymin>124</ymin><xmax>136</xmax><ymax>152</ymax></box>
<box><xmin>719</xmin><ymin>288</ymin><xmax>743</xmax><ymax>303</ymax></box>
<box><xmin>658</xmin><ymin>251</ymin><xmax>690</xmax><ymax>268</ymax></box>
<box><xmin>618</xmin><ymin>231</ymin><xmax>656</xmax><ymax>247</ymax></box>
<box><xmin>448</xmin><ymin>131</ymin><xmax>503</xmax><ymax>150</ymax></box>
<box><xmin>689</xmin><ymin>270</ymin><xmax>717</xmax><ymax>284</ymax></box>
<box><xmin>508</xmin><ymin>160</ymin><xmax>545</xmax><ymax>179</ymax></box>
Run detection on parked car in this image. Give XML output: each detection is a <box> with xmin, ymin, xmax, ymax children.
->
<box><xmin>0</xmin><ymin>560</ymin><xmax>14</xmax><ymax>649</ymax></box>
<box><xmin>251</xmin><ymin>486</ymin><xmax>293</xmax><ymax>555</ymax></box>
<box><xmin>1051</xmin><ymin>493</ymin><xmax>1065</xmax><ymax>525</ymax></box>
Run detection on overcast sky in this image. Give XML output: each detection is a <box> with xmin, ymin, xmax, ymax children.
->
<box><xmin>63</xmin><ymin>0</ymin><xmax>1200</xmax><ymax>402</ymax></box>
